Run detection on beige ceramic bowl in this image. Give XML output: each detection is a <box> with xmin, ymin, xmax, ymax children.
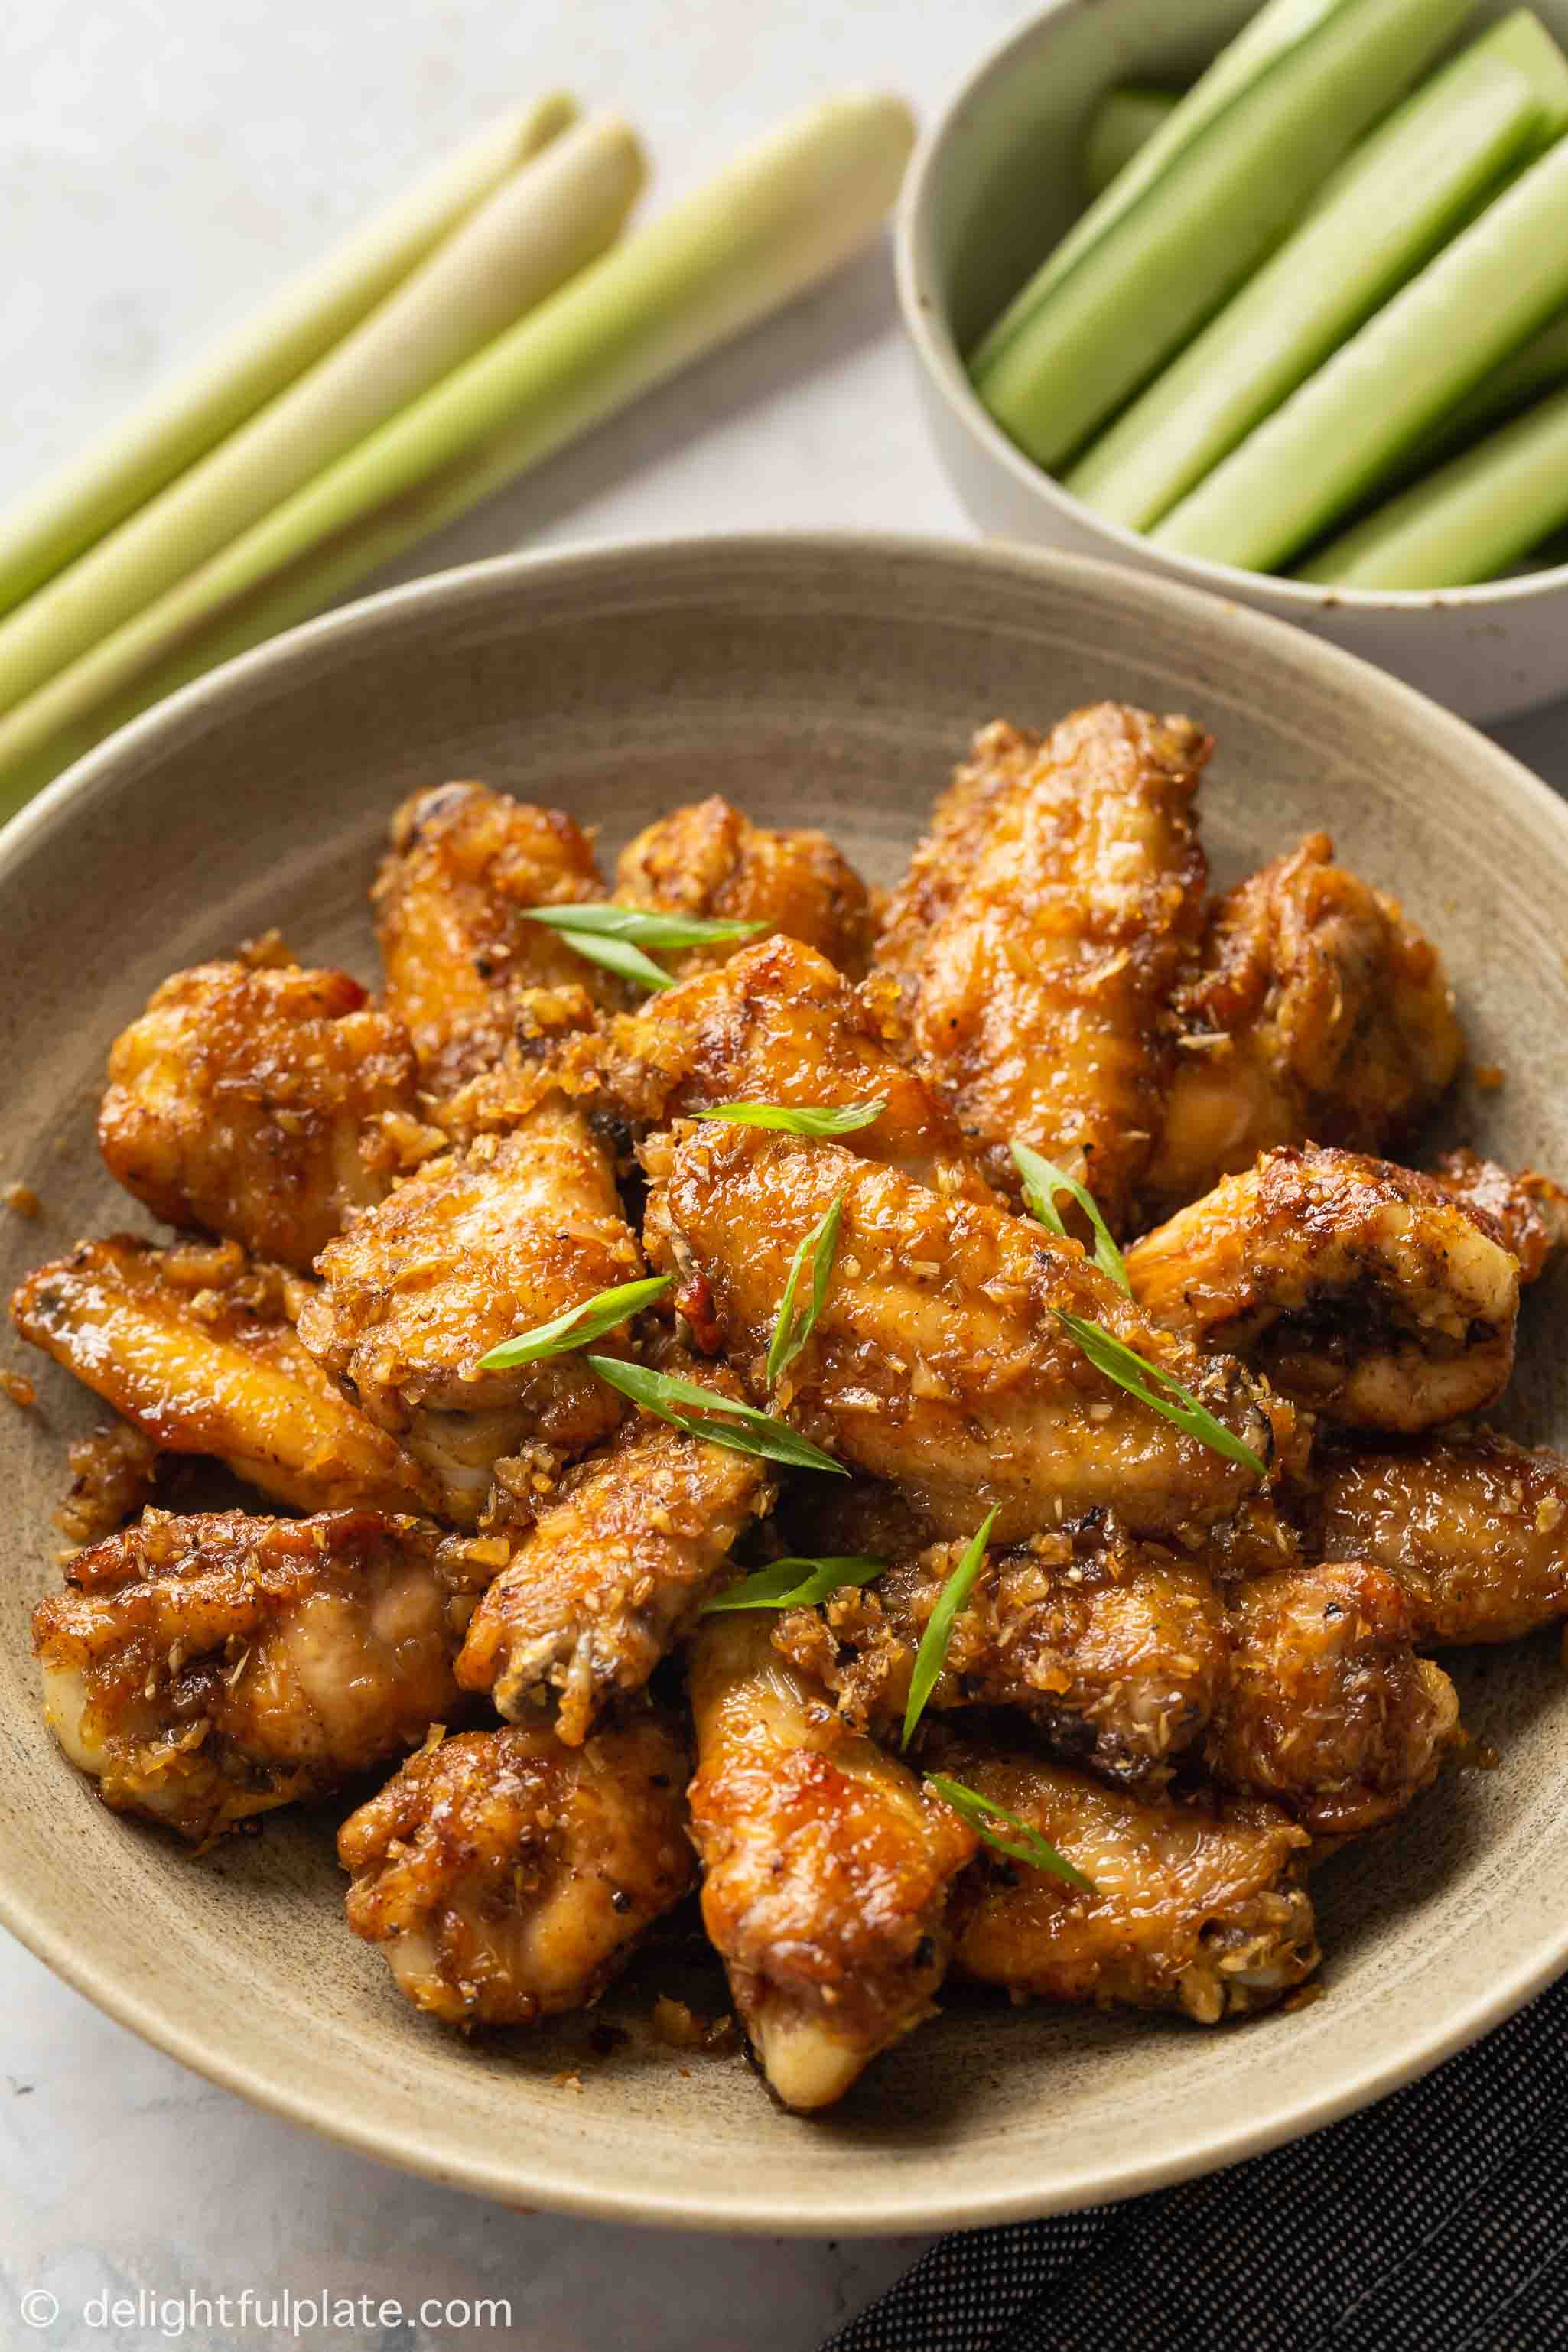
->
<box><xmin>2</xmin><ymin>535</ymin><xmax>1567</xmax><ymax>2234</ymax></box>
<box><xmin>897</xmin><ymin>0</ymin><xmax>1568</xmax><ymax>724</ymax></box>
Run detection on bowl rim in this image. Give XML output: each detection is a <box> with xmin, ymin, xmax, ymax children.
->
<box><xmin>5</xmin><ymin>527</ymin><xmax>1568</xmax><ymax>2235</ymax></box>
<box><xmin>894</xmin><ymin>0</ymin><xmax>1568</xmax><ymax>616</ymax></box>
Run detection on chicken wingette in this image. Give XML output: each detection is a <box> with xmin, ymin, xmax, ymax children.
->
<box><xmin>11</xmin><ymin>1235</ymin><xmax>434</xmax><ymax>1516</ymax></box>
<box><xmin>873</xmin><ymin>706</ymin><xmax>1209</xmax><ymax>1228</ymax></box>
<box><xmin>33</xmin><ymin>1508</ymin><xmax>473</xmax><ymax>1841</ymax></box>
<box><xmin>296</xmin><ymin>1100</ymin><xmax>639</xmax><ymax>1528</ymax></box>
<box><xmin>97</xmin><ymin>958</ymin><xmax>425</xmax><ymax>1273</ymax></box>
<box><xmin>613</xmin><ymin>795</ymin><xmax>875</xmax><ymax>980</ymax></box>
<box><xmin>1142</xmin><ymin>833</ymin><xmax>1464</xmax><ymax>1221</ymax></box>
<box><xmin>939</xmin><ymin>1739</ymin><xmax>1320</xmax><ymax>2022</ymax></box>
<box><xmin>648</xmin><ymin>1124</ymin><xmax>1272</xmax><ymax>1545</ymax></box>
<box><xmin>340</xmin><ymin>1713</ymin><xmax>695</xmax><ymax>2025</ymax></box>
<box><xmin>1126</xmin><ymin>1146</ymin><xmax>1518</xmax><ymax>1432</ymax></box>
<box><xmin>1431</xmin><ymin>1150</ymin><xmax>1568</xmax><ymax>1287</ymax></box>
<box><xmin>688</xmin><ymin>1615</ymin><xmax>976</xmax><ymax>2112</ymax></box>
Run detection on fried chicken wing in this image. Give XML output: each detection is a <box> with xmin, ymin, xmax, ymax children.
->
<box><xmin>940</xmin><ymin>1739</ymin><xmax>1319</xmax><ymax>2021</ymax></box>
<box><xmin>688</xmin><ymin>1615</ymin><xmax>976</xmax><ymax>2111</ymax></box>
<box><xmin>339</xmin><ymin>1713</ymin><xmax>695</xmax><ymax>2025</ymax></box>
<box><xmin>1316</xmin><ymin>1433</ymin><xmax>1568</xmax><ymax>1644</ymax></box>
<box><xmin>98</xmin><ymin>960</ymin><xmax>424</xmax><ymax>1272</ymax></box>
<box><xmin>873</xmin><ymin>707</ymin><xmax>1209</xmax><ymax>1225</ymax></box>
<box><xmin>772</xmin><ymin>1519</ymin><xmax>1227</xmax><ymax>1787</ymax></box>
<box><xmin>456</xmin><ymin>1358</ymin><xmax>776</xmax><ymax>1743</ymax></box>
<box><xmin>1143</xmin><ymin>834</ymin><xmax>1464</xmax><ymax>1219</ymax></box>
<box><xmin>373</xmin><ymin>782</ymin><xmax>611</xmax><ymax>1089</ymax></box>
<box><xmin>11</xmin><ymin>1236</ymin><xmax>434</xmax><ymax>1516</ymax></box>
<box><xmin>34</xmin><ymin>1508</ymin><xmax>467</xmax><ymax>1841</ymax></box>
<box><xmin>1126</xmin><ymin>1146</ymin><xmax>1518</xmax><ymax>1431</ymax></box>
<box><xmin>296</xmin><ymin>1101</ymin><xmax>639</xmax><ymax>1527</ymax></box>
<box><xmin>613</xmin><ymin>795</ymin><xmax>875</xmax><ymax>980</ymax></box>
<box><xmin>1205</xmin><ymin>1560</ymin><xmax>1459</xmax><ymax>1836</ymax></box>
<box><xmin>648</xmin><ymin>1125</ymin><xmax>1271</xmax><ymax>1545</ymax></box>
<box><xmin>1432</xmin><ymin>1150</ymin><xmax>1568</xmax><ymax>1286</ymax></box>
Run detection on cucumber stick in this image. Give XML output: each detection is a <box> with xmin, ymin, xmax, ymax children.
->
<box><xmin>972</xmin><ymin>0</ymin><xmax>1474</xmax><ymax>470</ymax></box>
<box><xmin>1082</xmin><ymin>89</ymin><xmax>1180</xmax><ymax>200</ymax></box>
<box><xmin>1154</xmin><ymin>132</ymin><xmax>1568</xmax><ymax>572</ymax></box>
<box><xmin>972</xmin><ymin>0</ymin><xmax>1360</xmax><ymax>376</ymax></box>
<box><xmin>1066</xmin><ymin>15</ymin><xmax>1564</xmax><ymax>532</ymax></box>
<box><xmin>1299</xmin><ymin>382</ymin><xmax>1568</xmax><ymax>586</ymax></box>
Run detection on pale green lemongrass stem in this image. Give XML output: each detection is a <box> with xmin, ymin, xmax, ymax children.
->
<box><xmin>0</xmin><ymin>93</ymin><xmax>916</xmax><ymax>825</ymax></box>
<box><xmin>0</xmin><ymin>96</ymin><xmax>577</xmax><ymax>619</ymax></box>
<box><xmin>1081</xmin><ymin>89</ymin><xmax>1181</xmax><ymax>201</ymax></box>
<box><xmin>0</xmin><ymin>119</ymin><xmax>645</xmax><ymax>721</ymax></box>
<box><xmin>1395</xmin><ymin>304</ymin><xmax>1568</xmax><ymax>481</ymax></box>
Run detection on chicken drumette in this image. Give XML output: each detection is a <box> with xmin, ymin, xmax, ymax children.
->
<box><xmin>613</xmin><ymin>795</ymin><xmax>875</xmax><ymax>980</ymax></box>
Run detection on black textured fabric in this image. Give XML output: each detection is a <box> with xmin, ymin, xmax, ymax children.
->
<box><xmin>825</xmin><ymin>1969</ymin><xmax>1568</xmax><ymax>2352</ymax></box>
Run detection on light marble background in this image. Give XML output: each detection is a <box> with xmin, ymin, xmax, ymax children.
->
<box><xmin>3</xmin><ymin>5</ymin><xmax>1566</xmax><ymax>2348</ymax></box>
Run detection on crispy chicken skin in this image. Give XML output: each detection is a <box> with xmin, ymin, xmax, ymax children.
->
<box><xmin>773</xmin><ymin>1519</ymin><xmax>1228</xmax><ymax>1787</ymax></box>
<box><xmin>1126</xmin><ymin>1146</ymin><xmax>1518</xmax><ymax>1432</ymax></box>
<box><xmin>688</xmin><ymin>1615</ymin><xmax>976</xmax><ymax>2111</ymax></box>
<box><xmin>942</xmin><ymin>1739</ymin><xmax>1319</xmax><ymax>2021</ymax></box>
<box><xmin>339</xmin><ymin>1713</ymin><xmax>695</xmax><ymax>2025</ymax></box>
<box><xmin>613</xmin><ymin>795</ymin><xmax>875</xmax><ymax>981</ymax></box>
<box><xmin>649</xmin><ymin>1124</ymin><xmax>1271</xmax><ymax>1545</ymax></box>
<box><xmin>589</xmin><ymin>935</ymin><xmax>994</xmax><ymax>1199</ymax></box>
<box><xmin>296</xmin><ymin>1101</ymin><xmax>639</xmax><ymax>1528</ymax></box>
<box><xmin>1143</xmin><ymin>834</ymin><xmax>1464</xmax><ymax>1219</ymax></box>
<box><xmin>873</xmin><ymin>708</ymin><xmax>1209</xmax><ymax>1227</ymax></box>
<box><xmin>373</xmin><ymin>782</ymin><xmax>611</xmax><ymax>1089</ymax></box>
<box><xmin>1316</xmin><ymin>1433</ymin><xmax>1568</xmax><ymax>1644</ymax></box>
<box><xmin>34</xmin><ymin>1508</ymin><xmax>468</xmax><ymax>1841</ymax></box>
<box><xmin>1206</xmin><ymin>1561</ymin><xmax>1459</xmax><ymax>1837</ymax></box>
<box><xmin>1432</xmin><ymin>1150</ymin><xmax>1568</xmax><ymax>1287</ymax></box>
<box><xmin>456</xmin><ymin>1361</ymin><xmax>776</xmax><ymax>1744</ymax></box>
<box><xmin>11</xmin><ymin>1236</ymin><xmax>434</xmax><ymax>1516</ymax></box>
<box><xmin>98</xmin><ymin>960</ymin><xmax>422</xmax><ymax>1273</ymax></box>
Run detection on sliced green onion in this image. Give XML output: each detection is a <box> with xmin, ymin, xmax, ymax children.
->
<box><xmin>1054</xmin><ymin>1309</ymin><xmax>1266</xmax><ymax>1476</ymax></box>
<box><xmin>926</xmin><ymin>1775</ymin><xmax>1097</xmax><ymax>1892</ymax></box>
<box><xmin>766</xmin><ymin>1189</ymin><xmax>846</xmax><ymax>1387</ymax></box>
<box><xmin>1082</xmin><ymin>88</ymin><xmax>1182</xmax><ymax>203</ymax></box>
<box><xmin>695</xmin><ymin>1100</ymin><xmax>886</xmax><ymax>1137</ymax></box>
<box><xmin>901</xmin><ymin>1507</ymin><xmax>997</xmax><ymax>1751</ymax></box>
<box><xmin>522</xmin><ymin>903</ymin><xmax>770</xmax><ymax>950</ymax></box>
<box><xmin>536</xmin><ymin>928</ymin><xmax>673</xmax><ymax>993</ymax></box>
<box><xmin>477</xmin><ymin>1274</ymin><xmax>670</xmax><ymax>1369</ymax></box>
<box><xmin>1011</xmin><ymin>1140</ymin><xmax>1130</xmax><ymax>1293</ymax></box>
<box><xmin>586</xmin><ymin>1355</ymin><xmax>846</xmax><ymax>1475</ymax></box>
<box><xmin>698</xmin><ymin>1555</ymin><xmax>886</xmax><ymax>1615</ymax></box>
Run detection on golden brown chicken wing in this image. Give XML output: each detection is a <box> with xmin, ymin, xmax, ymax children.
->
<box><xmin>1205</xmin><ymin>1560</ymin><xmax>1459</xmax><ymax>1837</ymax></box>
<box><xmin>1143</xmin><ymin>833</ymin><xmax>1464</xmax><ymax>1220</ymax></box>
<box><xmin>1126</xmin><ymin>1147</ymin><xmax>1518</xmax><ymax>1432</ymax></box>
<box><xmin>613</xmin><ymin>795</ymin><xmax>875</xmax><ymax>980</ymax></box>
<box><xmin>34</xmin><ymin>1508</ymin><xmax>469</xmax><ymax>1841</ymax></box>
<box><xmin>1431</xmin><ymin>1150</ymin><xmax>1568</xmax><ymax>1287</ymax></box>
<box><xmin>296</xmin><ymin>1101</ymin><xmax>639</xmax><ymax>1528</ymax></box>
<box><xmin>339</xmin><ymin>1712</ymin><xmax>695</xmax><ymax>2025</ymax></box>
<box><xmin>97</xmin><ymin>959</ymin><xmax>425</xmax><ymax>1273</ymax></box>
<box><xmin>688</xmin><ymin>1615</ymin><xmax>976</xmax><ymax>2111</ymax></box>
<box><xmin>373</xmin><ymin>782</ymin><xmax>612</xmax><ymax>1089</ymax></box>
<box><xmin>939</xmin><ymin>1739</ymin><xmax>1319</xmax><ymax>2021</ymax></box>
<box><xmin>873</xmin><ymin>707</ymin><xmax>1209</xmax><ymax>1226</ymax></box>
<box><xmin>11</xmin><ymin>1236</ymin><xmax>434</xmax><ymax>1516</ymax></box>
<box><xmin>648</xmin><ymin>1124</ymin><xmax>1271</xmax><ymax>1545</ymax></box>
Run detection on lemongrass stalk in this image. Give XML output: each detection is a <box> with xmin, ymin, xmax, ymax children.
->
<box><xmin>1082</xmin><ymin>89</ymin><xmax>1180</xmax><ymax>201</ymax></box>
<box><xmin>0</xmin><ymin>93</ymin><xmax>915</xmax><ymax>826</ymax></box>
<box><xmin>0</xmin><ymin>117</ymin><xmax>644</xmax><ymax>719</ymax></box>
<box><xmin>0</xmin><ymin>96</ymin><xmax>577</xmax><ymax>619</ymax></box>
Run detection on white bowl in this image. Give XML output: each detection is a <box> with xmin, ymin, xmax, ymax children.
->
<box><xmin>896</xmin><ymin>0</ymin><xmax>1568</xmax><ymax>722</ymax></box>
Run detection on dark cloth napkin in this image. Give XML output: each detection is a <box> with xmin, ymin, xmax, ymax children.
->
<box><xmin>823</xmin><ymin>1968</ymin><xmax>1568</xmax><ymax>2352</ymax></box>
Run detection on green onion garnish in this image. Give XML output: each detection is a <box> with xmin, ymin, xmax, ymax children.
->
<box><xmin>586</xmin><ymin>1355</ymin><xmax>846</xmax><ymax>1475</ymax></box>
<box><xmin>698</xmin><ymin>1554</ymin><xmax>886</xmax><ymax>1615</ymax></box>
<box><xmin>520</xmin><ymin>901</ymin><xmax>769</xmax><ymax>993</ymax></box>
<box><xmin>478</xmin><ymin>1275</ymin><xmax>672</xmax><ymax>1370</ymax></box>
<box><xmin>925</xmin><ymin>1775</ymin><xmax>1096</xmax><ymax>1892</ymax></box>
<box><xmin>694</xmin><ymin>1100</ymin><xmax>886</xmax><ymax>1137</ymax></box>
<box><xmin>766</xmin><ymin>1189</ymin><xmax>846</xmax><ymax>1387</ymax></box>
<box><xmin>900</xmin><ymin>1506</ymin><xmax>997</xmax><ymax>1751</ymax></box>
<box><xmin>1011</xmin><ymin>1139</ymin><xmax>1130</xmax><ymax>1293</ymax></box>
<box><xmin>1053</xmin><ymin>1308</ymin><xmax>1267</xmax><ymax>1476</ymax></box>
